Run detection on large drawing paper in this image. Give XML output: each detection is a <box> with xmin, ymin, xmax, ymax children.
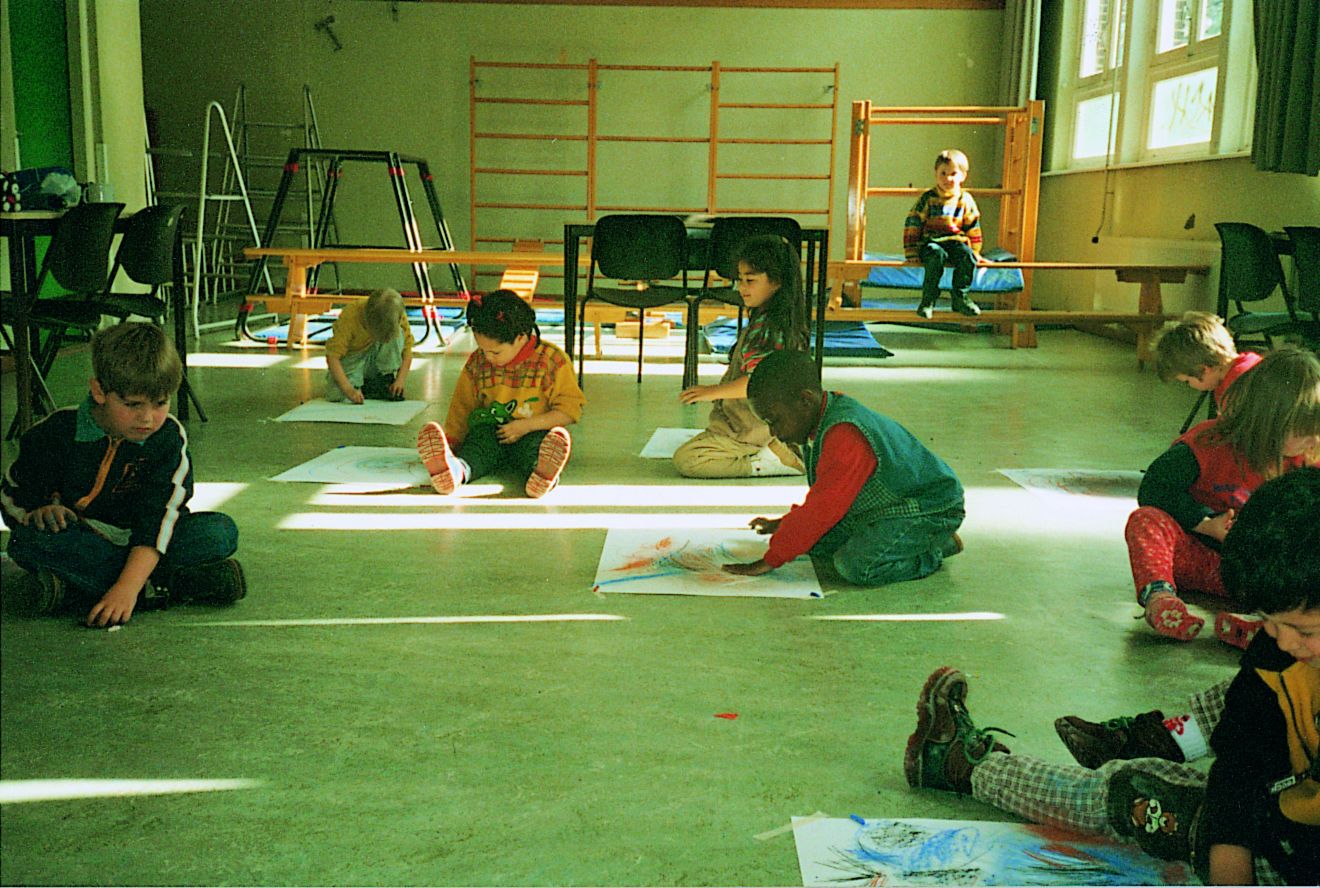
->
<box><xmin>271</xmin><ymin>446</ymin><xmax>430</xmax><ymax>486</ymax></box>
<box><xmin>793</xmin><ymin>816</ymin><xmax>1193</xmax><ymax>887</ymax></box>
<box><xmin>274</xmin><ymin>399</ymin><xmax>428</xmax><ymax>425</ymax></box>
<box><xmin>998</xmin><ymin>468</ymin><xmax>1143</xmax><ymax>500</ymax></box>
<box><xmin>639</xmin><ymin>427</ymin><xmax>703</xmax><ymax>458</ymax></box>
<box><xmin>594</xmin><ymin>528</ymin><xmax>821</xmax><ymax>599</ymax></box>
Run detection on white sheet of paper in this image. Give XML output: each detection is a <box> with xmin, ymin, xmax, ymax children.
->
<box><xmin>639</xmin><ymin>427</ymin><xmax>703</xmax><ymax>458</ymax></box>
<box><xmin>793</xmin><ymin>816</ymin><xmax>1194</xmax><ymax>887</ymax></box>
<box><xmin>594</xmin><ymin>528</ymin><xmax>821</xmax><ymax>599</ymax></box>
<box><xmin>274</xmin><ymin>399</ymin><xmax>428</xmax><ymax>425</ymax></box>
<box><xmin>270</xmin><ymin>446</ymin><xmax>430</xmax><ymax>486</ymax></box>
<box><xmin>998</xmin><ymin>468</ymin><xmax>1143</xmax><ymax>500</ymax></box>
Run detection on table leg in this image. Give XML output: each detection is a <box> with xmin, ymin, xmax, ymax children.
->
<box><xmin>562</xmin><ymin>227</ymin><xmax>580</xmax><ymax>361</ymax></box>
<box><xmin>1135</xmin><ymin>274</ymin><xmax>1162</xmax><ymax>370</ymax></box>
<box><xmin>7</xmin><ymin>232</ymin><xmax>35</xmax><ymax>435</ymax></box>
<box><xmin>285</xmin><ymin>260</ymin><xmax>310</xmax><ymax>349</ymax></box>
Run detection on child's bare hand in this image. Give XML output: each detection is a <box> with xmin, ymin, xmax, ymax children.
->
<box><xmin>1200</xmin><ymin>509</ymin><xmax>1235</xmax><ymax>541</ymax></box>
<box><xmin>497</xmin><ymin>419</ymin><xmax>532</xmax><ymax>444</ymax></box>
<box><xmin>723</xmin><ymin>559</ymin><xmax>773</xmax><ymax>577</ymax></box>
<box><xmin>388</xmin><ymin>378</ymin><xmax>406</xmax><ymax>397</ymax></box>
<box><xmin>679</xmin><ymin>385</ymin><xmax>714</xmax><ymax>405</ymax></box>
<box><xmin>748</xmin><ymin>516</ymin><xmax>781</xmax><ymax>534</ymax></box>
<box><xmin>27</xmin><ymin>504</ymin><xmax>77</xmax><ymax>532</ymax></box>
<box><xmin>345</xmin><ymin>388</ymin><xmax>365</xmax><ymax>405</ymax></box>
<box><xmin>978</xmin><ymin>256</ymin><xmax>995</xmax><ymax>265</ymax></box>
<box><xmin>86</xmin><ymin>583</ymin><xmax>139</xmax><ymax>627</ymax></box>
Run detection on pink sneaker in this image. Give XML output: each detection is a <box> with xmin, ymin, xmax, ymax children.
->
<box><xmin>417</xmin><ymin>422</ymin><xmax>460</xmax><ymax>495</ymax></box>
<box><xmin>1144</xmin><ymin>594</ymin><xmax>1204</xmax><ymax>642</ymax></box>
<box><xmin>1214</xmin><ymin>612</ymin><xmax>1263</xmax><ymax>650</ymax></box>
<box><xmin>526</xmin><ymin>427</ymin><xmax>571</xmax><ymax>498</ymax></box>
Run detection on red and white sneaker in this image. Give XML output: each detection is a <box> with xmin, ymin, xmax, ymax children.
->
<box><xmin>1144</xmin><ymin>593</ymin><xmax>1204</xmax><ymax>641</ymax></box>
<box><xmin>1214</xmin><ymin>612</ymin><xmax>1263</xmax><ymax>650</ymax></box>
<box><xmin>526</xmin><ymin>427</ymin><xmax>571</xmax><ymax>498</ymax></box>
<box><xmin>417</xmin><ymin>421</ymin><xmax>461</xmax><ymax>495</ymax></box>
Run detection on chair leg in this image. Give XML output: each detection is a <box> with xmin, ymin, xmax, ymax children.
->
<box><xmin>576</xmin><ymin>300</ymin><xmax>588</xmax><ymax>386</ymax></box>
<box><xmin>637</xmin><ymin>311</ymin><xmax>645</xmax><ymax>384</ymax></box>
<box><xmin>1179</xmin><ymin>390</ymin><xmax>1209</xmax><ymax>434</ymax></box>
<box><xmin>683</xmin><ymin>300</ymin><xmax>699</xmax><ymax>389</ymax></box>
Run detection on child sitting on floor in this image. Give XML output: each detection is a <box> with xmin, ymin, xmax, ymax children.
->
<box><xmin>904</xmin><ymin>467</ymin><xmax>1320</xmax><ymax>885</ymax></box>
<box><xmin>2</xmin><ymin>323</ymin><xmax>244</xmax><ymax>627</ymax></box>
<box><xmin>673</xmin><ymin>234</ymin><xmax>810</xmax><ymax>478</ymax></box>
<box><xmin>903</xmin><ymin>148</ymin><xmax>985</xmax><ymax>319</ymax></box>
<box><xmin>722</xmin><ymin>349</ymin><xmax>965</xmax><ymax>586</ymax></box>
<box><xmin>1128</xmin><ymin>346</ymin><xmax>1319</xmax><ymax>643</ymax></box>
<box><xmin>325</xmin><ymin>288</ymin><xmax>414</xmax><ymax>403</ymax></box>
<box><xmin>417</xmin><ymin>289</ymin><xmax>584</xmax><ymax>498</ymax></box>
<box><xmin>1154</xmin><ymin>311</ymin><xmax>1260</xmax><ymax>408</ymax></box>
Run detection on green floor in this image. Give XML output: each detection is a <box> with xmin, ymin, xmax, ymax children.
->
<box><xmin>0</xmin><ymin>322</ymin><xmax>1238</xmax><ymax>885</ymax></box>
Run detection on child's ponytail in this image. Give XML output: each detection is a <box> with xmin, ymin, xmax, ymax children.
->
<box><xmin>468</xmin><ymin>289</ymin><xmax>540</xmax><ymax>345</ymax></box>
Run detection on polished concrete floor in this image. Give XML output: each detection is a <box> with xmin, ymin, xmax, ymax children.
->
<box><xmin>0</xmin><ymin>320</ymin><xmax>1239</xmax><ymax>885</ymax></box>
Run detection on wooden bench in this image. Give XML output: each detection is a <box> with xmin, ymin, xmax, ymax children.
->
<box><xmin>828</xmin><ymin>259</ymin><xmax>1210</xmax><ymax>367</ymax></box>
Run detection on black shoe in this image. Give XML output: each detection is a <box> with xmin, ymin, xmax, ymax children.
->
<box><xmin>916</xmin><ymin>299</ymin><xmax>935</xmax><ymax>319</ymax></box>
<box><xmin>1106</xmin><ymin>763</ymin><xmax>1204</xmax><ymax>862</ymax></box>
<box><xmin>12</xmin><ymin>568</ymin><xmax>65</xmax><ymax>616</ymax></box>
<box><xmin>171</xmin><ymin>558</ymin><xmax>246</xmax><ymax>605</ymax></box>
<box><xmin>951</xmin><ymin>294</ymin><xmax>981</xmax><ymax>317</ymax></box>
<box><xmin>361</xmin><ymin>374</ymin><xmax>403</xmax><ymax>401</ymax></box>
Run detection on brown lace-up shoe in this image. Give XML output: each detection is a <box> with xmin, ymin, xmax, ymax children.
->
<box><xmin>904</xmin><ymin>666</ymin><xmax>1013</xmax><ymax>794</ymax></box>
<box><xmin>1055</xmin><ymin>710</ymin><xmax>1184</xmax><ymax>769</ymax></box>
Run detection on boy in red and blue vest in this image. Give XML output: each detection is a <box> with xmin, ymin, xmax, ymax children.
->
<box><xmin>724</xmin><ymin>349</ymin><xmax>964</xmax><ymax>586</ymax></box>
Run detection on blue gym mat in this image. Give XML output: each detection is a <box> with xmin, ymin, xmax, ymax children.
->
<box><xmin>703</xmin><ymin>319</ymin><xmax>893</xmax><ymax>359</ymax></box>
<box><xmin>251</xmin><ymin>307</ymin><xmax>463</xmax><ymax>344</ymax></box>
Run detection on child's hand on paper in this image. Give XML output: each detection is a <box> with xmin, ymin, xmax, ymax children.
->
<box><xmin>724</xmin><ymin>558</ymin><xmax>773</xmax><ymax>577</ymax></box>
<box><xmin>345</xmin><ymin>388</ymin><xmax>365</xmax><ymax>404</ymax></box>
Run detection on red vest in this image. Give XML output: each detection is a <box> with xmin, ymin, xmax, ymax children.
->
<box><xmin>1213</xmin><ymin>351</ymin><xmax>1262</xmax><ymax>408</ymax></box>
<box><xmin>1176</xmin><ymin>419</ymin><xmax>1310</xmax><ymax>513</ymax></box>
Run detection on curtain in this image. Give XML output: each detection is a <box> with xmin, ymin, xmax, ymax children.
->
<box><xmin>1000</xmin><ymin>0</ymin><xmax>1042</xmax><ymax>105</ymax></box>
<box><xmin>1252</xmin><ymin>0</ymin><xmax>1320</xmax><ymax>176</ymax></box>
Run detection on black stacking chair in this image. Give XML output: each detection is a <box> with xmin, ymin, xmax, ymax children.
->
<box><xmin>1</xmin><ymin>202</ymin><xmax>124</xmax><ymax>437</ymax></box>
<box><xmin>97</xmin><ymin>204</ymin><xmax>185</xmax><ymax>324</ymax></box>
<box><xmin>1214</xmin><ymin>222</ymin><xmax>1302</xmax><ymax>349</ymax></box>
<box><xmin>577</xmin><ymin>214</ymin><xmax>689</xmax><ymax>385</ymax></box>
<box><xmin>683</xmin><ymin>216</ymin><xmax>802</xmax><ymax>389</ymax></box>
<box><xmin>1283</xmin><ymin>227</ymin><xmax>1320</xmax><ymax>344</ymax></box>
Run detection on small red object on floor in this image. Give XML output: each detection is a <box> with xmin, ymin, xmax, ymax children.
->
<box><xmin>714</xmin><ymin>712</ymin><xmax>738</xmax><ymax>720</ymax></box>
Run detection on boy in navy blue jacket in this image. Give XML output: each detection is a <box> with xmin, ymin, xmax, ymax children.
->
<box><xmin>2</xmin><ymin>323</ymin><xmax>243</xmax><ymax>627</ymax></box>
<box><xmin>904</xmin><ymin>467</ymin><xmax>1319</xmax><ymax>884</ymax></box>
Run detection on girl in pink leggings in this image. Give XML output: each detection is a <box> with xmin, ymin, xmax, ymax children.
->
<box><xmin>1127</xmin><ymin>346</ymin><xmax>1319</xmax><ymax>642</ymax></box>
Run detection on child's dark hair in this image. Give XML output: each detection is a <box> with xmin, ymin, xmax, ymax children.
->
<box><xmin>1221</xmin><ymin>467</ymin><xmax>1320</xmax><ymax>614</ymax></box>
<box><xmin>733</xmin><ymin>235</ymin><xmax>808</xmax><ymax>352</ymax></box>
<box><xmin>1205</xmin><ymin>346</ymin><xmax>1320</xmax><ymax>476</ymax></box>
<box><xmin>467</xmin><ymin>289</ymin><xmax>540</xmax><ymax>344</ymax></box>
<box><xmin>747</xmin><ymin>349</ymin><xmax>821</xmax><ymax>407</ymax></box>
<box><xmin>92</xmin><ymin>322</ymin><xmax>182</xmax><ymax>400</ymax></box>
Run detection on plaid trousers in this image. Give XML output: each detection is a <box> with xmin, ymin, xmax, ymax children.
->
<box><xmin>971</xmin><ymin>751</ymin><xmax>1283</xmax><ymax>884</ymax></box>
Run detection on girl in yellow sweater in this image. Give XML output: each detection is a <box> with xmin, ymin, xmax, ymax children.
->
<box><xmin>417</xmin><ymin>290</ymin><xmax>585</xmax><ymax>498</ymax></box>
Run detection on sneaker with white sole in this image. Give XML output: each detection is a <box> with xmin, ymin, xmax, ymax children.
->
<box><xmin>526</xmin><ymin>427</ymin><xmax>571</xmax><ymax>498</ymax></box>
<box><xmin>418</xmin><ymin>421</ymin><xmax>463</xmax><ymax>495</ymax></box>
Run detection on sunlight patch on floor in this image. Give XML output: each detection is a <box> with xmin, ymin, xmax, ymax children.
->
<box><xmin>186</xmin><ymin>613</ymin><xmax>628</xmax><ymax>628</ymax></box>
<box><xmin>0</xmin><ymin>778</ymin><xmax>260</xmax><ymax>804</ymax></box>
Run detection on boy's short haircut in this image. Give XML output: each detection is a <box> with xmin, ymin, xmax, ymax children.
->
<box><xmin>747</xmin><ymin>349</ymin><xmax>821</xmax><ymax>406</ymax></box>
<box><xmin>935</xmin><ymin>149</ymin><xmax>969</xmax><ymax>173</ymax></box>
<box><xmin>92</xmin><ymin>322</ymin><xmax>182</xmax><ymax>400</ymax></box>
<box><xmin>1221</xmin><ymin>467</ymin><xmax>1320</xmax><ymax>614</ymax></box>
<box><xmin>363</xmin><ymin>288</ymin><xmax>405</xmax><ymax>343</ymax></box>
<box><xmin>1153</xmin><ymin>311</ymin><xmax>1237</xmax><ymax>381</ymax></box>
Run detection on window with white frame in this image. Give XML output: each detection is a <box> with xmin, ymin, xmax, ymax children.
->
<box><xmin>1056</xmin><ymin>0</ymin><xmax>1252</xmax><ymax>169</ymax></box>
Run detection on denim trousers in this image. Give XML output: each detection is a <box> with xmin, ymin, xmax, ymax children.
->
<box><xmin>811</xmin><ymin>505</ymin><xmax>964</xmax><ymax>586</ymax></box>
<box><xmin>919</xmin><ymin>240</ymin><xmax>977</xmax><ymax>302</ymax></box>
<box><xmin>7</xmin><ymin>511</ymin><xmax>239</xmax><ymax>596</ymax></box>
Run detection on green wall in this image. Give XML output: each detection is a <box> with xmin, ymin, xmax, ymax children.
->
<box><xmin>8</xmin><ymin>0</ymin><xmax>72</xmax><ymax>170</ymax></box>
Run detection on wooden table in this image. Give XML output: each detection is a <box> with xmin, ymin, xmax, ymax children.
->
<box><xmin>242</xmin><ymin>246</ymin><xmax>583</xmax><ymax>347</ymax></box>
<box><xmin>829</xmin><ymin>259</ymin><xmax>1210</xmax><ymax>366</ymax></box>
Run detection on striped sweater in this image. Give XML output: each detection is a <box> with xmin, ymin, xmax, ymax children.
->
<box><xmin>903</xmin><ymin>188</ymin><xmax>983</xmax><ymax>261</ymax></box>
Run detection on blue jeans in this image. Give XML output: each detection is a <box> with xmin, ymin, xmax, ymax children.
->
<box><xmin>7</xmin><ymin>511</ymin><xmax>239</xmax><ymax>597</ymax></box>
<box><xmin>811</xmin><ymin>505</ymin><xmax>965</xmax><ymax>586</ymax></box>
<box><xmin>919</xmin><ymin>241</ymin><xmax>977</xmax><ymax>304</ymax></box>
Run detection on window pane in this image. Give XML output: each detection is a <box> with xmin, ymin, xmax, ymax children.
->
<box><xmin>1198</xmin><ymin>0</ymin><xmax>1223</xmax><ymax>40</ymax></box>
<box><xmin>1079</xmin><ymin>0</ymin><xmax>1122</xmax><ymax>77</ymax></box>
<box><xmin>1157</xmin><ymin>0</ymin><xmax>1192</xmax><ymax>53</ymax></box>
<box><xmin>1148</xmin><ymin>68</ymin><xmax>1217</xmax><ymax>149</ymax></box>
<box><xmin>1074</xmin><ymin>94</ymin><xmax>1119</xmax><ymax>159</ymax></box>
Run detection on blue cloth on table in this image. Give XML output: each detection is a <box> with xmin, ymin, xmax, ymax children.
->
<box><xmin>252</xmin><ymin>308</ymin><xmax>459</xmax><ymax>344</ymax></box>
<box><xmin>703</xmin><ymin>319</ymin><xmax>892</xmax><ymax>358</ymax></box>
<box><xmin>862</xmin><ymin>249</ymin><xmax>1023</xmax><ymax>292</ymax></box>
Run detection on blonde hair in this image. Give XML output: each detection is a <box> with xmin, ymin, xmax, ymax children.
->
<box><xmin>363</xmin><ymin>288</ymin><xmax>405</xmax><ymax>343</ymax></box>
<box><xmin>1203</xmin><ymin>346</ymin><xmax>1320</xmax><ymax>477</ymax></box>
<box><xmin>935</xmin><ymin>149</ymin><xmax>969</xmax><ymax>174</ymax></box>
<box><xmin>1153</xmin><ymin>311</ymin><xmax>1238</xmax><ymax>381</ymax></box>
<box><xmin>92</xmin><ymin>322</ymin><xmax>182</xmax><ymax>400</ymax></box>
